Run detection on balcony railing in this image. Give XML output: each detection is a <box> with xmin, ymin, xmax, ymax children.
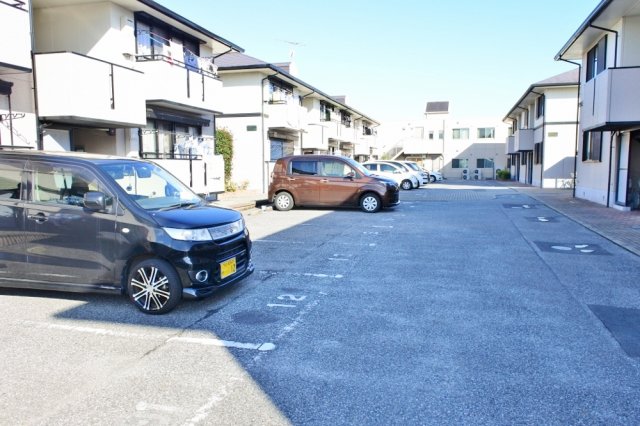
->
<box><xmin>35</xmin><ymin>52</ymin><xmax>146</xmax><ymax>127</ymax></box>
<box><xmin>401</xmin><ymin>137</ymin><xmax>444</xmax><ymax>155</ymax></box>
<box><xmin>0</xmin><ymin>1</ymin><xmax>31</xmax><ymax>71</ymax></box>
<box><xmin>513</xmin><ymin>128</ymin><xmax>534</xmax><ymax>151</ymax></box>
<box><xmin>505</xmin><ymin>135</ymin><xmax>515</xmax><ymax>154</ymax></box>
<box><xmin>266</xmin><ymin>101</ymin><xmax>303</xmax><ymax>131</ymax></box>
<box><xmin>581</xmin><ymin>66</ymin><xmax>640</xmax><ymax>131</ymax></box>
<box><xmin>135</xmin><ymin>54</ymin><xmax>222</xmax><ymax>110</ymax></box>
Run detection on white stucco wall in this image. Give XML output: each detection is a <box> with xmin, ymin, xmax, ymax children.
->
<box><xmin>216</xmin><ymin>117</ymin><xmax>265</xmax><ymax>192</ymax></box>
<box><xmin>217</xmin><ymin>72</ymin><xmax>265</xmax><ymax>113</ymax></box>
<box><xmin>575</xmin><ymin>131</ymin><xmax>614</xmax><ymax>206</ymax></box>
<box><xmin>35</xmin><ymin>3</ymin><xmax>135</xmax><ymax>68</ymax></box>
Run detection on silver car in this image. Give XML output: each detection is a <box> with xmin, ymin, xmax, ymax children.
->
<box><xmin>362</xmin><ymin>161</ymin><xmax>419</xmax><ymax>190</ymax></box>
<box><xmin>398</xmin><ymin>161</ymin><xmax>431</xmax><ymax>185</ymax></box>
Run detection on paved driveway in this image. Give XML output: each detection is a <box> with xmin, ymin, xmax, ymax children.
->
<box><xmin>1</xmin><ymin>182</ymin><xmax>639</xmax><ymax>425</ymax></box>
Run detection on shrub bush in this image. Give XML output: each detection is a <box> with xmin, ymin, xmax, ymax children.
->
<box><xmin>215</xmin><ymin>128</ymin><xmax>234</xmax><ymax>190</ymax></box>
<box><xmin>496</xmin><ymin>169</ymin><xmax>511</xmax><ymax>180</ymax></box>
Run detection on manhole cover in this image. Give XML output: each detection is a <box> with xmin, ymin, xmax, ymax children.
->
<box><xmin>503</xmin><ymin>203</ymin><xmax>538</xmax><ymax>209</ymax></box>
<box><xmin>525</xmin><ymin>216</ymin><xmax>558</xmax><ymax>223</ymax></box>
<box><xmin>534</xmin><ymin>241</ymin><xmax>610</xmax><ymax>255</ymax></box>
<box><xmin>589</xmin><ymin>305</ymin><xmax>640</xmax><ymax>357</ymax></box>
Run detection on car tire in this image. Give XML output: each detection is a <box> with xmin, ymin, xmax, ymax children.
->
<box><xmin>401</xmin><ymin>180</ymin><xmax>412</xmax><ymax>190</ymax></box>
<box><xmin>430</xmin><ymin>175</ymin><xmax>436</xmax><ymax>183</ymax></box>
<box><xmin>360</xmin><ymin>193</ymin><xmax>381</xmax><ymax>213</ymax></box>
<box><xmin>127</xmin><ymin>258</ymin><xmax>182</xmax><ymax>315</ymax></box>
<box><xmin>273</xmin><ymin>192</ymin><xmax>294</xmax><ymax>211</ymax></box>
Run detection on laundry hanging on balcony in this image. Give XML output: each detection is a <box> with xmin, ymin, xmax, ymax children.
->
<box><xmin>167</xmin><ymin>40</ymin><xmax>184</xmax><ymax>64</ymax></box>
<box><xmin>184</xmin><ymin>52</ymin><xmax>199</xmax><ymax>71</ymax></box>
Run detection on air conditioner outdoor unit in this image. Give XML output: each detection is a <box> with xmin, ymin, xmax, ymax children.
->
<box><xmin>474</xmin><ymin>169</ymin><xmax>482</xmax><ymax>180</ymax></box>
<box><xmin>462</xmin><ymin>168</ymin><xmax>469</xmax><ymax>180</ymax></box>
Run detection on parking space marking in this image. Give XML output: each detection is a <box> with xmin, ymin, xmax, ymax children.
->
<box><xmin>18</xmin><ymin>320</ymin><xmax>275</xmax><ymax>352</ymax></box>
<box><xmin>267</xmin><ymin>303</ymin><xmax>296</xmax><ymax>308</ymax></box>
<box><xmin>253</xmin><ymin>239</ymin><xmax>306</xmax><ymax>244</ymax></box>
<box><xmin>168</xmin><ymin>336</ymin><xmax>276</xmax><ymax>351</ymax></box>
<box><xmin>258</xmin><ymin>270</ymin><xmax>344</xmax><ymax>279</ymax></box>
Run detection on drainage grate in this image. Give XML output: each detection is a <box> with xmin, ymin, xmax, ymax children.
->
<box><xmin>534</xmin><ymin>241</ymin><xmax>610</xmax><ymax>255</ymax></box>
<box><xmin>589</xmin><ymin>305</ymin><xmax>640</xmax><ymax>357</ymax></box>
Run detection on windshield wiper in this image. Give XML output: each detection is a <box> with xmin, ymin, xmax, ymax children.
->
<box><xmin>157</xmin><ymin>201</ymin><xmax>201</xmax><ymax>211</ymax></box>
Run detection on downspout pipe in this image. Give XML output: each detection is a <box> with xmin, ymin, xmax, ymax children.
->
<box><xmin>557</xmin><ymin>57</ymin><xmax>582</xmax><ymax>198</ymax></box>
<box><xmin>607</xmin><ymin>131</ymin><xmax>617</xmax><ymax>207</ymax></box>
<box><xmin>29</xmin><ymin>0</ymin><xmax>43</xmax><ymax>150</ymax></box>
<box><xmin>590</xmin><ymin>25</ymin><xmax>618</xmax><ymax>67</ymax></box>
<box><xmin>212</xmin><ymin>48</ymin><xmax>234</xmax><ymax>60</ymax></box>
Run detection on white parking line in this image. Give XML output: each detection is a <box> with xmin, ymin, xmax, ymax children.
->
<box><xmin>168</xmin><ymin>336</ymin><xmax>275</xmax><ymax>351</ymax></box>
<box><xmin>19</xmin><ymin>320</ymin><xmax>275</xmax><ymax>351</ymax></box>
<box><xmin>258</xmin><ymin>271</ymin><xmax>344</xmax><ymax>279</ymax></box>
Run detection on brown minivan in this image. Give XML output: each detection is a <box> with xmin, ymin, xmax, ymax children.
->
<box><xmin>268</xmin><ymin>155</ymin><xmax>400</xmax><ymax>213</ymax></box>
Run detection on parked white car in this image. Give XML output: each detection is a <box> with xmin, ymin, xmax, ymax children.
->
<box><xmin>362</xmin><ymin>161</ymin><xmax>419</xmax><ymax>190</ymax></box>
<box><xmin>427</xmin><ymin>170</ymin><xmax>443</xmax><ymax>182</ymax></box>
<box><xmin>398</xmin><ymin>161</ymin><xmax>431</xmax><ymax>185</ymax></box>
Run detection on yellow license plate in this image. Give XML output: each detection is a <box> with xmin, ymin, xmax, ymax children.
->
<box><xmin>220</xmin><ymin>257</ymin><xmax>236</xmax><ymax>279</ymax></box>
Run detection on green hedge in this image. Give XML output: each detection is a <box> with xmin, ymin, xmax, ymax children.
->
<box><xmin>215</xmin><ymin>128</ymin><xmax>234</xmax><ymax>191</ymax></box>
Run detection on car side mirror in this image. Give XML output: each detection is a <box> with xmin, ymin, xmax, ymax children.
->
<box><xmin>84</xmin><ymin>191</ymin><xmax>107</xmax><ymax>211</ymax></box>
<box><xmin>345</xmin><ymin>171</ymin><xmax>355</xmax><ymax>179</ymax></box>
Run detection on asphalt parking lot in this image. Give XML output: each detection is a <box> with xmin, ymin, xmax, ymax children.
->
<box><xmin>1</xmin><ymin>182</ymin><xmax>640</xmax><ymax>425</ymax></box>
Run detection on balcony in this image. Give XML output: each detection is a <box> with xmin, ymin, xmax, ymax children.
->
<box><xmin>401</xmin><ymin>137</ymin><xmax>444</xmax><ymax>155</ymax></box>
<box><xmin>0</xmin><ymin>2</ymin><xmax>31</xmax><ymax>73</ymax></box>
<box><xmin>505</xmin><ymin>136</ymin><xmax>515</xmax><ymax>154</ymax></box>
<box><xmin>266</xmin><ymin>101</ymin><xmax>302</xmax><ymax>131</ymax></box>
<box><xmin>354</xmin><ymin>139</ymin><xmax>370</xmax><ymax>156</ymax></box>
<box><xmin>581</xmin><ymin>67</ymin><xmax>640</xmax><ymax>131</ymax></box>
<box><xmin>336</xmin><ymin>123</ymin><xmax>356</xmax><ymax>144</ymax></box>
<box><xmin>513</xmin><ymin>128</ymin><xmax>534</xmax><ymax>151</ymax></box>
<box><xmin>35</xmin><ymin>52</ymin><xmax>146</xmax><ymax>127</ymax></box>
<box><xmin>301</xmin><ymin>123</ymin><xmax>329</xmax><ymax>150</ymax></box>
<box><xmin>136</xmin><ymin>55</ymin><xmax>222</xmax><ymax>112</ymax></box>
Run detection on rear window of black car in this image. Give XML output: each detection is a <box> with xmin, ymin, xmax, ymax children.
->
<box><xmin>291</xmin><ymin>160</ymin><xmax>318</xmax><ymax>175</ymax></box>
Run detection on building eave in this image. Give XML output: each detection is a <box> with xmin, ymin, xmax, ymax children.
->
<box><xmin>218</xmin><ymin>63</ymin><xmax>380</xmax><ymax>125</ymax></box>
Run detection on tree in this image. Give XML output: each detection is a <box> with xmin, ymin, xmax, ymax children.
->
<box><xmin>215</xmin><ymin>128</ymin><xmax>234</xmax><ymax>191</ymax></box>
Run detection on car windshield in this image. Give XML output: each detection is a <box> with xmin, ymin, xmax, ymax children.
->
<box><xmin>99</xmin><ymin>161</ymin><xmax>203</xmax><ymax>211</ymax></box>
<box><xmin>405</xmin><ymin>163</ymin><xmax>420</xmax><ymax>171</ymax></box>
<box><xmin>345</xmin><ymin>158</ymin><xmax>373</xmax><ymax>176</ymax></box>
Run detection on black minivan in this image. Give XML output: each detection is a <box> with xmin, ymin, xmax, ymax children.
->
<box><xmin>0</xmin><ymin>150</ymin><xmax>253</xmax><ymax>314</ymax></box>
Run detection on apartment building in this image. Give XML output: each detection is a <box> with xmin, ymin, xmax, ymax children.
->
<box><xmin>215</xmin><ymin>52</ymin><xmax>379</xmax><ymax>192</ymax></box>
<box><xmin>556</xmin><ymin>0</ymin><xmax>640</xmax><ymax>210</ymax></box>
<box><xmin>0</xmin><ymin>0</ymin><xmax>37</xmax><ymax>149</ymax></box>
<box><xmin>3</xmin><ymin>0</ymin><xmax>245</xmax><ymax>195</ymax></box>
<box><xmin>503</xmin><ymin>70</ymin><xmax>579</xmax><ymax>188</ymax></box>
<box><xmin>378</xmin><ymin>102</ymin><xmax>508</xmax><ymax>180</ymax></box>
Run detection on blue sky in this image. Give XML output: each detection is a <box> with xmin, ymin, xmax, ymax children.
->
<box><xmin>158</xmin><ymin>0</ymin><xmax>602</xmax><ymax>123</ymax></box>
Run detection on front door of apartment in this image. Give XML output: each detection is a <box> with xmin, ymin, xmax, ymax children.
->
<box><xmin>527</xmin><ymin>152</ymin><xmax>533</xmax><ymax>185</ymax></box>
<box><xmin>617</xmin><ymin>131</ymin><xmax>640</xmax><ymax>209</ymax></box>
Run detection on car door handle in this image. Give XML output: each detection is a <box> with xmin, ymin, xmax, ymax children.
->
<box><xmin>27</xmin><ymin>213</ymin><xmax>48</xmax><ymax>223</ymax></box>
<box><xmin>320</xmin><ymin>179</ymin><xmax>329</xmax><ymax>183</ymax></box>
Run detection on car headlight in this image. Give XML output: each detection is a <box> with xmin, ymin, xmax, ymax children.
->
<box><xmin>208</xmin><ymin>218</ymin><xmax>245</xmax><ymax>241</ymax></box>
<box><xmin>163</xmin><ymin>227</ymin><xmax>212</xmax><ymax>241</ymax></box>
<box><xmin>164</xmin><ymin>219</ymin><xmax>245</xmax><ymax>242</ymax></box>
